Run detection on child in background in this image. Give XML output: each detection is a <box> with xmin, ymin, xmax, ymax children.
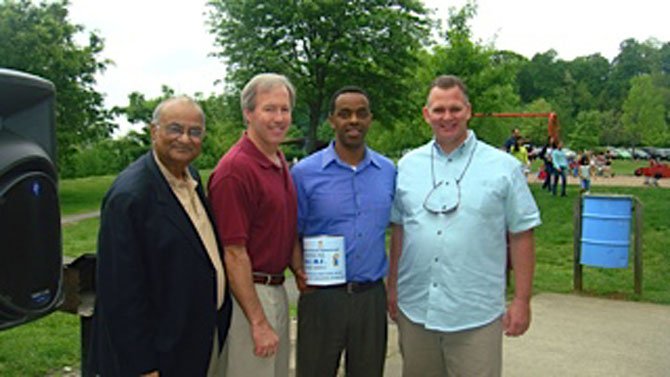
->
<box><xmin>579</xmin><ymin>153</ymin><xmax>592</xmax><ymax>194</ymax></box>
<box><xmin>511</xmin><ymin>139</ymin><xmax>530</xmax><ymax>176</ymax></box>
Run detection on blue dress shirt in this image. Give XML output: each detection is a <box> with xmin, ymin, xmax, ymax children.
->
<box><xmin>551</xmin><ymin>148</ymin><xmax>569</xmax><ymax>170</ymax></box>
<box><xmin>292</xmin><ymin>141</ymin><xmax>396</xmax><ymax>283</ymax></box>
<box><xmin>391</xmin><ymin>131</ymin><xmax>541</xmax><ymax>332</ymax></box>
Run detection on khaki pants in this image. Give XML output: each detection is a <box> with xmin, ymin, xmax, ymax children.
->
<box><xmin>225</xmin><ymin>284</ymin><xmax>290</xmax><ymax>377</ymax></box>
<box><xmin>397</xmin><ymin>311</ymin><xmax>502</xmax><ymax>377</ymax></box>
<box><xmin>207</xmin><ymin>328</ymin><xmax>227</xmax><ymax>377</ymax></box>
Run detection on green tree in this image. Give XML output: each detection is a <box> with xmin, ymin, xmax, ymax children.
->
<box><xmin>430</xmin><ymin>1</ymin><xmax>522</xmax><ymax>146</ymax></box>
<box><xmin>622</xmin><ymin>74</ymin><xmax>668</xmax><ymax>146</ymax></box>
<box><xmin>568</xmin><ymin>110</ymin><xmax>603</xmax><ymax>151</ymax></box>
<box><xmin>0</xmin><ymin>0</ymin><xmax>112</xmax><ymax>167</ymax></box>
<box><xmin>115</xmin><ymin>87</ymin><xmax>243</xmax><ymax>169</ymax></box>
<box><xmin>207</xmin><ymin>0</ymin><xmax>431</xmax><ymax>152</ymax></box>
<box><xmin>519</xmin><ymin>99</ymin><xmax>554</xmax><ymax>145</ymax></box>
<box><xmin>517</xmin><ymin>50</ymin><xmax>567</xmax><ymax>104</ymax></box>
<box><xmin>606</xmin><ymin>38</ymin><xmax>657</xmax><ymax>109</ymax></box>
<box><xmin>566</xmin><ymin>54</ymin><xmax>610</xmax><ymax>111</ymax></box>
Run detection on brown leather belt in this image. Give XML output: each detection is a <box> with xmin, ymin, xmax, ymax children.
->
<box><xmin>308</xmin><ymin>279</ymin><xmax>382</xmax><ymax>294</ymax></box>
<box><xmin>252</xmin><ymin>273</ymin><xmax>285</xmax><ymax>286</ymax></box>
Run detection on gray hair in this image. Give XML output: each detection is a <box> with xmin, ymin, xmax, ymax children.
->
<box><xmin>240</xmin><ymin>73</ymin><xmax>296</xmax><ymax>112</ymax></box>
<box><xmin>151</xmin><ymin>96</ymin><xmax>206</xmax><ymax>126</ymax></box>
<box><xmin>427</xmin><ymin>75</ymin><xmax>470</xmax><ymax>106</ymax></box>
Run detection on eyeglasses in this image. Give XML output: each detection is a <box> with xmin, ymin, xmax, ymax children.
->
<box><xmin>424</xmin><ymin>141</ymin><xmax>477</xmax><ymax>215</ymax></box>
<box><xmin>423</xmin><ymin>178</ymin><xmax>460</xmax><ymax>214</ymax></box>
<box><xmin>158</xmin><ymin>123</ymin><xmax>205</xmax><ymax>140</ymax></box>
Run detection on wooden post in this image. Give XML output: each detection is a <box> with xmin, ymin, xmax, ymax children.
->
<box><xmin>573</xmin><ymin>196</ymin><xmax>583</xmax><ymax>292</ymax></box>
<box><xmin>633</xmin><ymin>198</ymin><xmax>644</xmax><ymax>295</ymax></box>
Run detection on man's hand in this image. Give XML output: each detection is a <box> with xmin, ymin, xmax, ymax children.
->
<box><xmin>386</xmin><ymin>283</ymin><xmax>399</xmax><ymax>322</ymax></box>
<box><xmin>251</xmin><ymin>320</ymin><xmax>280</xmax><ymax>358</ymax></box>
<box><xmin>502</xmin><ymin>297</ymin><xmax>531</xmax><ymax>337</ymax></box>
<box><xmin>387</xmin><ymin>224</ymin><xmax>403</xmax><ymax>323</ymax></box>
<box><xmin>141</xmin><ymin>371</ymin><xmax>159</xmax><ymax>377</ymax></box>
<box><xmin>293</xmin><ymin>268</ymin><xmax>309</xmax><ymax>293</ymax></box>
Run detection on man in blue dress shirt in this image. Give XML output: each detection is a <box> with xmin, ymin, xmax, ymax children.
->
<box><xmin>388</xmin><ymin>75</ymin><xmax>541</xmax><ymax>377</ymax></box>
<box><xmin>291</xmin><ymin>86</ymin><xmax>396</xmax><ymax>377</ymax></box>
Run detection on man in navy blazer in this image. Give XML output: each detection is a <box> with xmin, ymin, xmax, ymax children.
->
<box><xmin>88</xmin><ymin>96</ymin><xmax>232</xmax><ymax>376</ymax></box>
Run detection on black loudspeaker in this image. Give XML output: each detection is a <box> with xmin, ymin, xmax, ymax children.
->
<box><xmin>0</xmin><ymin>68</ymin><xmax>62</xmax><ymax>330</ymax></box>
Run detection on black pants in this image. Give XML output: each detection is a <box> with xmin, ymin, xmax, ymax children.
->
<box><xmin>553</xmin><ymin>169</ymin><xmax>567</xmax><ymax>196</ymax></box>
<box><xmin>296</xmin><ymin>281</ymin><xmax>387</xmax><ymax>377</ymax></box>
<box><xmin>542</xmin><ymin>162</ymin><xmax>553</xmax><ymax>190</ymax></box>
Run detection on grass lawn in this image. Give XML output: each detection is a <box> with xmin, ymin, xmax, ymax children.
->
<box><xmin>530</xmin><ymin>158</ymin><xmax>648</xmax><ymax>177</ymax></box>
<box><xmin>529</xmin><ymin>184</ymin><xmax>670</xmax><ymax>303</ymax></box>
<box><xmin>59</xmin><ymin>175</ymin><xmax>115</xmax><ymax>215</ymax></box>
<box><xmin>58</xmin><ymin>170</ymin><xmax>213</xmax><ymax>217</ymax></box>
<box><xmin>1</xmin><ymin>170</ymin><xmax>665</xmax><ymax>376</ymax></box>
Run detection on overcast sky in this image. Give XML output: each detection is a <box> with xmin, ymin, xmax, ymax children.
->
<box><xmin>67</xmin><ymin>0</ymin><xmax>669</xmax><ymax>134</ymax></box>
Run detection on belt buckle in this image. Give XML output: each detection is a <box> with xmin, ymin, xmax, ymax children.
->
<box><xmin>264</xmin><ymin>275</ymin><xmax>272</xmax><ymax>285</ymax></box>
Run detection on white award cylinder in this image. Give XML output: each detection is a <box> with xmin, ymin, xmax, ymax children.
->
<box><xmin>303</xmin><ymin>235</ymin><xmax>346</xmax><ymax>286</ymax></box>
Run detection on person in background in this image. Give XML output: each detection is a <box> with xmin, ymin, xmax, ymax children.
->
<box><xmin>88</xmin><ymin>96</ymin><xmax>232</xmax><ymax>376</ymax></box>
<box><xmin>643</xmin><ymin>157</ymin><xmax>661</xmax><ymax>187</ymax></box>
<box><xmin>539</xmin><ymin>136</ymin><xmax>554</xmax><ymax>191</ymax></box>
<box><xmin>510</xmin><ymin>138</ymin><xmax>530</xmax><ymax>176</ymax></box>
<box><xmin>504</xmin><ymin>128</ymin><xmax>521</xmax><ymax>152</ymax></box>
<box><xmin>291</xmin><ymin>86</ymin><xmax>395</xmax><ymax>377</ymax></box>
<box><xmin>579</xmin><ymin>152</ymin><xmax>592</xmax><ymax>194</ymax></box>
<box><xmin>551</xmin><ymin>141</ymin><xmax>569</xmax><ymax>197</ymax></box>
<box><xmin>208</xmin><ymin>73</ymin><xmax>299</xmax><ymax>377</ymax></box>
<box><xmin>388</xmin><ymin>75</ymin><xmax>541</xmax><ymax>377</ymax></box>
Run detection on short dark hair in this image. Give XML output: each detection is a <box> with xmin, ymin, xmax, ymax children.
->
<box><xmin>427</xmin><ymin>75</ymin><xmax>470</xmax><ymax>105</ymax></box>
<box><xmin>328</xmin><ymin>86</ymin><xmax>370</xmax><ymax>115</ymax></box>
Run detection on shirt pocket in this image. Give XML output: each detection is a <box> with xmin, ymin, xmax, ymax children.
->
<box><xmin>461</xmin><ymin>178</ymin><xmax>504</xmax><ymax>217</ymax></box>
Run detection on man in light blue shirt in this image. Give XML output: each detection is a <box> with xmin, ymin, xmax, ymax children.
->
<box><xmin>291</xmin><ymin>86</ymin><xmax>395</xmax><ymax>377</ymax></box>
<box><xmin>388</xmin><ymin>75</ymin><xmax>541</xmax><ymax>377</ymax></box>
<box><xmin>551</xmin><ymin>141</ymin><xmax>569</xmax><ymax>196</ymax></box>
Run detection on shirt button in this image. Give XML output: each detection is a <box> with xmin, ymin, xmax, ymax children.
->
<box><xmin>434</xmin><ymin>257</ymin><xmax>439</xmax><ymax>262</ymax></box>
<box><xmin>448</xmin><ymin>158</ymin><xmax>453</xmax><ymax>162</ymax></box>
<box><xmin>433</xmin><ymin>283</ymin><xmax>438</xmax><ymax>288</ymax></box>
<box><xmin>437</xmin><ymin>230</ymin><xmax>442</xmax><ymax>235</ymax></box>
<box><xmin>357</xmin><ymin>233</ymin><xmax>362</xmax><ymax>237</ymax></box>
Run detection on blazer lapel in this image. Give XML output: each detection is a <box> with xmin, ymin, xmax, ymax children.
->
<box><xmin>145</xmin><ymin>153</ymin><xmax>211</xmax><ymax>266</ymax></box>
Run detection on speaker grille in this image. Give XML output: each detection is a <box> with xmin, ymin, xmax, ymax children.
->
<box><xmin>0</xmin><ymin>171</ymin><xmax>61</xmax><ymax>329</ymax></box>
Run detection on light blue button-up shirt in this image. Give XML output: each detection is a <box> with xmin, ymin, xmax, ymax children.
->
<box><xmin>292</xmin><ymin>141</ymin><xmax>396</xmax><ymax>283</ymax></box>
<box><xmin>551</xmin><ymin>148</ymin><xmax>569</xmax><ymax>170</ymax></box>
<box><xmin>391</xmin><ymin>131</ymin><xmax>541</xmax><ymax>332</ymax></box>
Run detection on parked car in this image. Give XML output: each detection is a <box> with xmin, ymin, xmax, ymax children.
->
<box><xmin>641</xmin><ymin>147</ymin><xmax>664</xmax><ymax>160</ymax></box>
<box><xmin>656</xmin><ymin>148</ymin><xmax>670</xmax><ymax>161</ymax></box>
<box><xmin>614</xmin><ymin>148</ymin><xmax>632</xmax><ymax>159</ymax></box>
<box><xmin>629</xmin><ymin>148</ymin><xmax>650</xmax><ymax>160</ymax></box>
<box><xmin>634</xmin><ymin>162</ymin><xmax>670</xmax><ymax>178</ymax></box>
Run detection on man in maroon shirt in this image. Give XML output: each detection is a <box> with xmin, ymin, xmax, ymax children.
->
<box><xmin>208</xmin><ymin>73</ymin><xmax>300</xmax><ymax>377</ymax></box>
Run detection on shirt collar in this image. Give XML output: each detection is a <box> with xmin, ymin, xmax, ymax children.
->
<box><xmin>152</xmin><ymin>151</ymin><xmax>197</xmax><ymax>191</ymax></box>
<box><xmin>320</xmin><ymin>140</ymin><xmax>379</xmax><ymax>170</ymax></box>
<box><xmin>432</xmin><ymin>130</ymin><xmax>477</xmax><ymax>160</ymax></box>
<box><xmin>240</xmin><ymin>131</ymin><xmax>284</xmax><ymax>169</ymax></box>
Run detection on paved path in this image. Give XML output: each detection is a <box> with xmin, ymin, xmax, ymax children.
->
<box><xmin>60</xmin><ymin>211</ymin><xmax>99</xmax><ymax>225</ymax></box>
<box><xmin>285</xmin><ymin>277</ymin><xmax>670</xmax><ymax>377</ymax></box>
<box><xmin>528</xmin><ymin>173</ymin><xmax>669</xmax><ymax>188</ymax></box>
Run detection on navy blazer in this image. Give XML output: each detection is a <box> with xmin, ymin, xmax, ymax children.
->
<box><xmin>87</xmin><ymin>152</ymin><xmax>232</xmax><ymax>376</ymax></box>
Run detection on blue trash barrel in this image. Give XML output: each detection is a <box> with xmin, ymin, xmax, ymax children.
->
<box><xmin>580</xmin><ymin>195</ymin><xmax>632</xmax><ymax>268</ymax></box>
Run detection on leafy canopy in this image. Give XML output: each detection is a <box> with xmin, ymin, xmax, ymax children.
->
<box><xmin>0</xmin><ymin>0</ymin><xmax>113</xmax><ymax>166</ymax></box>
<box><xmin>207</xmin><ymin>0</ymin><xmax>431</xmax><ymax>151</ymax></box>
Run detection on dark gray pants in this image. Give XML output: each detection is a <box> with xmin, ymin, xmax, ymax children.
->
<box><xmin>296</xmin><ymin>281</ymin><xmax>387</xmax><ymax>377</ymax></box>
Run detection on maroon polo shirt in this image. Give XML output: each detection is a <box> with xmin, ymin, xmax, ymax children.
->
<box><xmin>208</xmin><ymin>133</ymin><xmax>297</xmax><ymax>275</ymax></box>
